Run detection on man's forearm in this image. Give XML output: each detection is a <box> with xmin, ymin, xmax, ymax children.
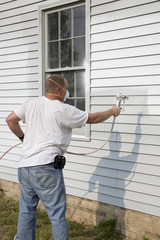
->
<box><xmin>87</xmin><ymin>106</ymin><xmax>121</xmax><ymax>124</ymax></box>
<box><xmin>6</xmin><ymin>112</ymin><xmax>24</xmax><ymax>141</ymax></box>
<box><xmin>8</xmin><ymin>122</ymin><xmax>24</xmax><ymax>138</ymax></box>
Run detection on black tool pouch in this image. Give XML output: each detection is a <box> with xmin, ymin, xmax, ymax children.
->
<box><xmin>54</xmin><ymin>155</ymin><xmax>66</xmax><ymax>169</ymax></box>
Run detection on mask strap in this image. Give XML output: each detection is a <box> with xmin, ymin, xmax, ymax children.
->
<box><xmin>48</xmin><ymin>78</ymin><xmax>66</xmax><ymax>92</ymax></box>
<box><xmin>47</xmin><ymin>92</ymin><xmax>64</xmax><ymax>99</ymax></box>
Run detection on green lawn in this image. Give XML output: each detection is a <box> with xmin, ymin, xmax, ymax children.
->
<box><xmin>0</xmin><ymin>195</ymin><xmax>123</xmax><ymax>240</ymax></box>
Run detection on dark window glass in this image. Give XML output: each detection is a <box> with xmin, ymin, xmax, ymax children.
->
<box><xmin>74</xmin><ymin>37</ymin><xmax>85</xmax><ymax>66</ymax></box>
<box><xmin>63</xmin><ymin>71</ymin><xmax>74</xmax><ymax>97</ymax></box>
<box><xmin>73</xmin><ymin>6</ymin><xmax>85</xmax><ymax>37</ymax></box>
<box><xmin>48</xmin><ymin>42</ymin><xmax>58</xmax><ymax>68</ymax></box>
<box><xmin>61</xmin><ymin>40</ymin><xmax>71</xmax><ymax>67</ymax></box>
<box><xmin>65</xmin><ymin>98</ymin><xmax>74</xmax><ymax>105</ymax></box>
<box><xmin>48</xmin><ymin>12</ymin><xmax>58</xmax><ymax>41</ymax></box>
<box><xmin>76</xmin><ymin>99</ymin><xmax>85</xmax><ymax>111</ymax></box>
<box><xmin>60</xmin><ymin>9</ymin><xmax>71</xmax><ymax>39</ymax></box>
<box><xmin>76</xmin><ymin>71</ymin><xmax>85</xmax><ymax>97</ymax></box>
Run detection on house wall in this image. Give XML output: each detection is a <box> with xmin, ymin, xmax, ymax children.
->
<box><xmin>0</xmin><ymin>0</ymin><xmax>160</xmax><ymax>239</ymax></box>
<box><xmin>66</xmin><ymin>0</ymin><xmax>160</xmax><ymax>217</ymax></box>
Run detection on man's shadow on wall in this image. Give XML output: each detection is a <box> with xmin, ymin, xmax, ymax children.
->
<box><xmin>88</xmin><ymin>113</ymin><xmax>142</xmax><ymax>236</ymax></box>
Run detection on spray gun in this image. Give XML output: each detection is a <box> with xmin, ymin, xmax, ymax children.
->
<box><xmin>116</xmin><ymin>93</ymin><xmax>129</xmax><ymax>110</ymax></box>
<box><xmin>110</xmin><ymin>93</ymin><xmax>129</xmax><ymax>132</ymax></box>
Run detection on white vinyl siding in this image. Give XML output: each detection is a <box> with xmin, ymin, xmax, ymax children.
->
<box><xmin>0</xmin><ymin>0</ymin><xmax>160</xmax><ymax>219</ymax></box>
<box><xmin>66</xmin><ymin>0</ymin><xmax>160</xmax><ymax>218</ymax></box>
<box><xmin>0</xmin><ymin>0</ymin><xmax>46</xmax><ymax>182</ymax></box>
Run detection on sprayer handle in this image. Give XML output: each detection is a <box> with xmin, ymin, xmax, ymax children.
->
<box><xmin>116</xmin><ymin>99</ymin><xmax>122</xmax><ymax>107</ymax></box>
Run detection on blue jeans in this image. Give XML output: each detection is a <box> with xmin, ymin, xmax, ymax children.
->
<box><xmin>14</xmin><ymin>163</ymin><xmax>69</xmax><ymax>240</ymax></box>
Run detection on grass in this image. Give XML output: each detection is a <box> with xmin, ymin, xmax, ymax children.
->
<box><xmin>0</xmin><ymin>195</ymin><xmax>122</xmax><ymax>240</ymax></box>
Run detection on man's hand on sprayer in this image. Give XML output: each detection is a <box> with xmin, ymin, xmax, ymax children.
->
<box><xmin>111</xmin><ymin>106</ymin><xmax>122</xmax><ymax>117</ymax></box>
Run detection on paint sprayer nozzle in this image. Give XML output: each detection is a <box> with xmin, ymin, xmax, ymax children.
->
<box><xmin>116</xmin><ymin>93</ymin><xmax>129</xmax><ymax>111</ymax></box>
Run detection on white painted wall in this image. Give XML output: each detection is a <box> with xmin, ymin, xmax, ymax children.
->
<box><xmin>0</xmin><ymin>0</ymin><xmax>160</xmax><ymax>217</ymax></box>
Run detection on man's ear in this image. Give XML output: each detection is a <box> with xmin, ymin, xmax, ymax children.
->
<box><xmin>56</xmin><ymin>86</ymin><xmax>61</xmax><ymax>93</ymax></box>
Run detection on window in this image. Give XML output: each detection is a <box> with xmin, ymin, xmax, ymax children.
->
<box><xmin>45</xmin><ymin>3</ymin><xmax>86</xmax><ymax>111</ymax></box>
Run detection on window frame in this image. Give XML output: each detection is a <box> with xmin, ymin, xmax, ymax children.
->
<box><xmin>38</xmin><ymin>0</ymin><xmax>90</xmax><ymax>141</ymax></box>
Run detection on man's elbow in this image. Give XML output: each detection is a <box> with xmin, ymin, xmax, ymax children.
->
<box><xmin>86</xmin><ymin>113</ymin><xmax>99</xmax><ymax>124</ymax></box>
<box><xmin>6</xmin><ymin>112</ymin><xmax>18</xmax><ymax>126</ymax></box>
<box><xmin>6</xmin><ymin>115</ymin><xmax>12</xmax><ymax>126</ymax></box>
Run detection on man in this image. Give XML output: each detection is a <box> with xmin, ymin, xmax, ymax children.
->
<box><xmin>6</xmin><ymin>74</ymin><xmax>121</xmax><ymax>240</ymax></box>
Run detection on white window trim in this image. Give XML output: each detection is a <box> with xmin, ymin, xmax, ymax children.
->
<box><xmin>38</xmin><ymin>0</ymin><xmax>90</xmax><ymax>141</ymax></box>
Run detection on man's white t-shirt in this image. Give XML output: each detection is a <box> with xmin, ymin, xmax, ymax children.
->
<box><xmin>15</xmin><ymin>97</ymin><xmax>88</xmax><ymax>167</ymax></box>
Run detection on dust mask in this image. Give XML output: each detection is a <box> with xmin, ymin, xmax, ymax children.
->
<box><xmin>63</xmin><ymin>90</ymin><xmax>69</xmax><ymax>102</ymax></box>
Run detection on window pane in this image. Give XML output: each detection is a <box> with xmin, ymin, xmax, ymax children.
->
<box><xmin>60</xmin><ymin>9</ymin><xmax>71</xmax><ymax>39</ymax></box>
<box><xmin>74</xmin><ymin>37</ymin><xmax>85</xmax><ymax>66</ymax></box>
<box><xmin>48</xmin><ymin>42</ymin><xmax>58</xmax><ymax>69</ymax></box>
<box><xmin>76</xmin><ymin>71</ymin><xmax>85</xmax><ymax>97</ymax></box>
<box><xmin>73</xmin><ymin>6</ymin><xmax>85</xmax><ymax>37</ymax></box>
<box><xmin>76</xmin><ymin>99</ymin><xmax>85</xmax><ymax>111</ymax></box>
<box><xmin>61</xmin><ymin>40</ymin><xmax>71</xmax><ymax>67</ymax></box>
<box><xmin>48</xmin><ymin>12</ymin><xmax>58</xmax><ymax>41</ymax></box>
<box><xmin>63</xmin><ymin>71</ymin><xmax>74</xmax><ymax>97</ymax></box>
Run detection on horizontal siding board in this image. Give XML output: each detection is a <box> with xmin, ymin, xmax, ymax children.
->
<box><xmin>0</xmin><ymin>59</ymin><xmax>38</xmax><ymax>70</ymax></box>
<box><xmin>91</xmin><ymin>23</ymin><xmax>160</xmax><ymax>43</ymax></box>
<box><xmin>0</xmin><ymin>52</ymin><xmax>38</xmax><ymax>63</ymax></box>
<box><xmin>64</xmin><ymin>175</ymin><xmax>160</xmax><ymax>200</ymax></box>
<box><xmin>0</xmin><ymin>43</ymin><xmax>38</xmax><ymax>55</ymax></box>
<box><xmin>0</xmin><ymin>138</ymin><xmax>20</xmax><ymax>147</ymax></box>
<box><xmin>91</xmin><ymin>34</ymin><xmax>160</xmax><ymax>53</ymax></box>
<box><xmin>0</xmin><ymin>172</ymin><xmax>18</xmax><ymax>182</ymax></box>
<box><xmin>0</xmin><ymin>27</ymin><xmax>38</xmax><ymax>42</ymax></box>
<box><xmin>64</xmin><ymin>169</ymin><xmax>160</xmax><ymax>194</ymax></box>
<box><xmin>0</xmin><ymin>8</ymin><xmax>22</xmax><ymax>20</ymax></box>
<box><xmin>0</xmin><ymin>0</ymin><xmax>15</xmax><ymax>4</ymax></box>
<box><xmin>0</xmin><ymin>67</ymin><xmax>38</xmax><ymax>76</ymax></box>
<box><xmin>66</xmin><ymin>186</ymin><xmax>160</xmax><ymax>217</ymax></box>
<box><xmin>0</xmin><ymin>35</ymin><xmax>38</xmax><ymax>49</ymax></box>
<box><xmin>91</xmin><ymin>132</ymin><xmax>160</xmax><ymax>148</ymax></box>
<box><xmin>91</xmin><ymin>0</ymin><xmax>116</xmax><ymax>6</ymax></box>
<box><xmin>0</xmin><ymin>0</ymin><xmax>45</xmax><ymax>13</ymax></box>
<box><xmin>0</xmin><ymin>89</ymin><xmax>39</xmax><ymax>97</ymax></box>
<box><xmin>93</xmin><ymin>105</ymin><xmax>160</xmax><ymax>116</ymax></box>
<box><xmin>0</xmin><ymin>166</ymin><xmax>18</xmax><ymax>176</ymax></box>
<box><xmin>0</xmin><ymin>82</ymin><xmax>38</xmax><ymax>90</ymax></box>
<box><xmin>91</xmin><ymin>12</ymin><xmax>160</xmax><ymax>32</ymax></box>
<box><xmin>64</xmin><ymin>178</ymin><xmax>160</xmax><ymax>207</ymax></box>
<box><xmin>0</xmin><ymin>144</ymin><xmax>22</xmax><ymax>155</ymax></box>
<box><xmin>91</xmin><ymin>0</ymin><xmax>157</xmax><ymax>12</ymax></box>
<box><xmin>71</xmin><ymin>131</ymin><xmax>160</xmax><ymax>149</ymax></box>
<box><xmin>0</xmin><ymin>11</ymin><xmax>37</xmax><ymax>27</ymax></box>
<box><xmin>91</xmin><ymin>65</ymin><xmax>160</xmax><ymax>78</ymax></box>
<box><xmin>72</xmin><ymin>133</ymin><xmax>160</xmax><ymax>147</ymax></box>
<box><xmin>67</xmin><ymin>149</ymin><xmax>156</xmax><ymax>168</ymax></box>
<box><xmin>1</xmin><ymin>19</ymin><xmax>38</xmax><ymax>34</ymax></box>
<box><xmin>91</xmin><ymin>76</ymin><xmax>160</xmax><ymax>87</ymax></box>
<box><xmin>0</xmin><ymin>74</ymin><xmax>38</xmax><ymax>83</ymax></box>
<box><xmin>0</xmin><ymin>132</ymin><xmax>22</xmax><ymax>141</ymax></box>
<box><xmin>0</xmin><ymin>97</ymin><xmax>33</xmax><ymax>104</ymax></box>
<box><xmin>66</xmin><ymin>148</ymin><xmax>160</xmax><ymax>169</ymax></box>
<box><xmin>91</xmin><ymin>45</ymin><xmax>160</xmax><ymax>61</ymax></box>
<box><xmin>91</xmin><ymin>1</ymin><xmax>160</xmax><ymax>24</ymax></box>
<box><xmin>91</xmin><ymin>85</ymin><xmax>160</xmax><ymax>96</ymax></box>
<box><xmin>91</xmin><ymin>96</ymin><xmax>160</xmax><ymax>105</ymax></box>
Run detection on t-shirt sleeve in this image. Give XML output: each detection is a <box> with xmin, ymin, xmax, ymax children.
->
<box><xmin>14</xmin><ymin>103</ymin><xmax>26</xmax><ymax>123</ymax></box>
<box><xmin>63</xmin><ymin>104</ymin><xmax>88</xmax><ymax>129</ymax></box>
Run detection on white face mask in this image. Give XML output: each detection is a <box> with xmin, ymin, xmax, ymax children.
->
<box><xmin>63</xmin><ymin>90</ymin><xmax>69</xmax><ymax>102</ymax></box>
